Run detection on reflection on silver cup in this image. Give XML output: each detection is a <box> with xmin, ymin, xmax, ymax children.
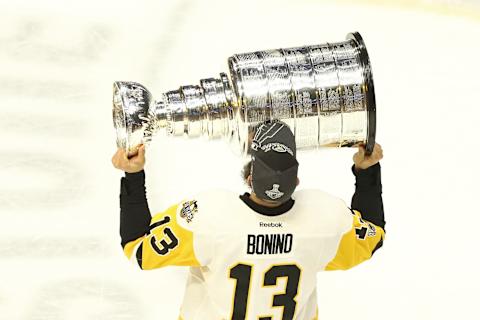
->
<box><xmin>112</xmin><ymin>32</ymin><xmax>376</xmax><ymax>156</ymax></box>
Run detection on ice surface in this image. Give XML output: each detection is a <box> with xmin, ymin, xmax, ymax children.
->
<box><xmin>1</xmin><ymin>0</ymin><xmax>479</xmax><ymax>319</ymax></box>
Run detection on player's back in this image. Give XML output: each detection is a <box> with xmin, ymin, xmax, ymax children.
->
<box><xmin>178</xmin><ymin>189</ymin><xmax>353</xmax><ymax>320</ymax></box>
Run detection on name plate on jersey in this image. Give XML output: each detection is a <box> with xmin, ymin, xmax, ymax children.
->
<box><xmin>246</xmin><ymin>233</ymin><xmax>294</xmax><ymax>257</ymax></box>
<box><xmin>113</xmin><ymin>32</ymin><xmax>376</xmax><ymax>157</ymax></box>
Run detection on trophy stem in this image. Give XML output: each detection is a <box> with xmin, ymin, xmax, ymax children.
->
<box><xmin>158</xmin><ymin>73</ymin><xmax>236</xmax><ymax>140</ymax></box>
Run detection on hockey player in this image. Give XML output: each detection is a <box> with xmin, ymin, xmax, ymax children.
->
<box><xmin>111</xmin><ymin>120</ymin><xmax>385</xmax><ymax>320</ymax></box>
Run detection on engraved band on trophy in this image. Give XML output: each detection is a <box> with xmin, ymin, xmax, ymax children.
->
<box><xmin>112</xmin><ymin>32</ymin><xmax>376</xmax><ymax>157</ymax></box>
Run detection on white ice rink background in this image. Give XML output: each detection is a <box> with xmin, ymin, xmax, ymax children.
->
<box><xmin>1</xmin><ymin>0</ymin><xmax>480</xmax><ymax>319</ymax></box>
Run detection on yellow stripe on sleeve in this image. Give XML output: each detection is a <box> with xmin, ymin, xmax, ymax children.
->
<box><xmin>325</xmin><ymin>210</ymin><xmax>385</xmax><ymax>271</ymax></box>
<box><xmin>126</xmin><ymin>204</ymin><xmax>201</xmax><ymax>270</ymax></box>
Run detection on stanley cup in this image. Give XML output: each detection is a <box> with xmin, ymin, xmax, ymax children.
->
<box><xmin>112</xmin><ymin>32</ymin><xmax>376</xmax><ymax>157</ymax></box>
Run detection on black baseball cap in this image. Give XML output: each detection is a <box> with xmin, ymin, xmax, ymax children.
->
<box><xmin>250</xmin><ymin>120</ymin><xmax>299</xmax><ymax>204</ymax></box>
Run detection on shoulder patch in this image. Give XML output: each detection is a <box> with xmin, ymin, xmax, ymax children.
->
<box><xmin>180</xmin><ymin>200</ymin><xmax>198</xmax><ymax>223</ymax></box>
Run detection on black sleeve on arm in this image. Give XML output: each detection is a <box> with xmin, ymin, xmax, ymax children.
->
<box><xmin>119</xmin><ymin>170</ymin><xmax>152</xmax><ymax>248</ymax></box>
<box><xmin>351</xmin><ymin>163</ymin><xmax>385</xmax><ymax>230</ymax></box>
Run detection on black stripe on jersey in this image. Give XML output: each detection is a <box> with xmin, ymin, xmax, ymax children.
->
<box><xmin>120</xmin><ymin>170</ymin><xmax>152</xmax><ymax>248</ymax></box>
<box><xmin>351</xmin><ymin>163</ymin><xmax>385</xmax><ymax>230</ymax></box>
<box><xmin>135</xmin><ymin>243</ymin><xmax>143</xmax><ymax>269</ymax></box>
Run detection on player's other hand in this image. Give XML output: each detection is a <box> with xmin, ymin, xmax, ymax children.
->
<box><xmin>353</xmin><ymin>143</ymin><xmax>383</xmax><ymax>171</ymax></box>
<box><xmin>111</xmin><ymin>145</ymin><xmax>146</xmax><ymax>173</ymax></box>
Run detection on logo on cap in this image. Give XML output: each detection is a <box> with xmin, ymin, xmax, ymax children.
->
<box><xmin>251</xmin><ymin>122</ymin><xmax>294</xmax><ymax>156</ymax></box>
<box><xmin>265</xmin><ymin>184</ymin><xmax>284</xmax><ymax>200</ymax></box>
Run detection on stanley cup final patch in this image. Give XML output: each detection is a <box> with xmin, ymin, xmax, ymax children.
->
<box><xmin>265</xmin><ymin>184</ymin><xmax>284</xmax><ymax>200</ymax></box>
<box><xmin>180</xmin><ymin>200</ymin><xmax>198</xmax><ymax>223</ymax></box>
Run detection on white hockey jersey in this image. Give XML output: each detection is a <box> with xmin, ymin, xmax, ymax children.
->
<box><xmin>123</xmin><ymin>189</ymin><xmax>385</xmax><ymax>320</ymax></box>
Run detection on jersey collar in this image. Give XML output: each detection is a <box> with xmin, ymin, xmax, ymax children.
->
<box><xmin>239</xmin><ymin>192</ymin><xmax>295</xmax><ymax>216</ymax></box>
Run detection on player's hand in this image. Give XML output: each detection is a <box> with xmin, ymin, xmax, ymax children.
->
<box><xmin>111</xmin><ymin>145</ymin><xmax>146</xmax><ymax>173</ymax></box>
<box><xmin>353</xmin><ymin>143</ymin><xmax>383</xmax><ymax>171</ymax></box>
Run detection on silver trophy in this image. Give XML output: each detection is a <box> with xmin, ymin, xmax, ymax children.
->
<box><xmin>113</xmin><ymin>32</ymin><xmax>376</xmax><ymax>157</ymax></box>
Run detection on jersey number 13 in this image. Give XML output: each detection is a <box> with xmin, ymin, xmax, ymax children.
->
<box><xmin>229</xmin><ymin>263</ymin><xmax>301</xmax><ymax>320</ymax></box>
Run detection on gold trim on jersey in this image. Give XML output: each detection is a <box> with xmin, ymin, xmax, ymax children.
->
<box><xmin>325</xmin><ymin>210</ymin><xmax>385</xmax><ymax>270</ymax></box>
